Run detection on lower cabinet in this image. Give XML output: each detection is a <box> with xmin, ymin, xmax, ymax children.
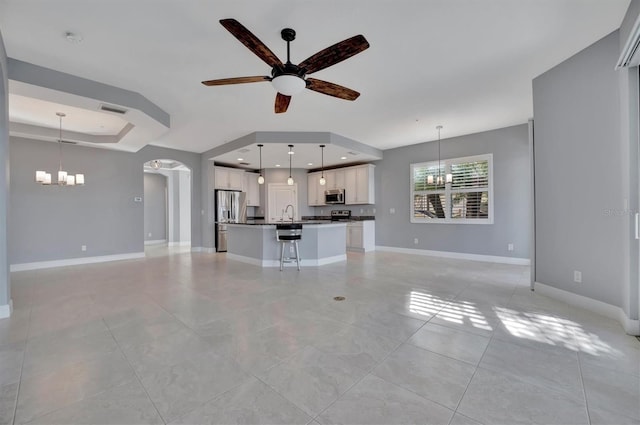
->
<box><xmin>346</xmin><ymin>221</ymin><xmax>375</xmax><ymax>252</ymax></box>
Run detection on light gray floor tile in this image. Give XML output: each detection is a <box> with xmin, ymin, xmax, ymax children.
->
<box><xmin>272</xmin><ymin>312</ymin><xmax>349</xmax><ymax>345</ymax></box>
<box><xmin>0</xmin><ymin>342</ymin><xmax>24</xmax><ymax>386</ymax></box>
<box><xmin>0</xmin><ymin>309</ymin><xmax>30</xmax><ymax>347</ymax></box>
<box><xmin>108</xmin><ymin>314</ymin><xmax>189</xmax><ymax>349</ymax></box>
<box><xmin>588</xmin><ymin>406</ymin><xmax>640</xmax><ymax>425</ymax></box>
<box><xmin>408</xmin><ymin>322</ymin><xmax>490</xmax><ymax>365</ymax></box>
<box><xmin>479</xmin><ymin>338</ymin><xmax>583</xmax><ymax>399</ymax></box>
<box><xmin>14</xmin><ymin>350</ymin><xmax>135</xmax><ymax>424</ymax></box>
<box><xmin>311</xmin><ymin>324</ymin><xmax>400</xmax><ymax>372</ymax></box>
<box><xmin>581</xmin><ymin>362</ymin><xmax>640</xmax><ymax>421</ymax></box>
<box><xmin>449</xmin><ymin>413</ymin><xmax>484</xmax><ymax>425</ymax></box>
<box><xmin>121</xmin><ymin>329</ymin><xmax>215</xmax><ymax>375</ymax></box>
<box><xmin>139</xmin><ymin>348</ymin><xmax>252</xmax><ymax>423</ymax></box>
<box><xmin>0</xmin><ymin>382</ymin><xmax>18</xmax><ymax>425</ymax></box>
<box><xmin>26</xmin><ymin>379</ymin><xmax>163</xmax><ymax>425</ymax></box>
<box><xmin>22</xmin><ymin>330</ymin><xmax>119</xmax><ymax>378</ymax></box>
<box><xmin>372</xmin><ymin>343</ymin><xmax>476</xmax><ymax>409</ymax></box>
<box><xmin>259</xmin><ymin>345</ymin><xmax>368</xmax><ymax>417</ymax></box>
<box><xmin>225</xmin><ymin>325</ymin><xmax>307</xmax><ymax>374</ymax></box>
<box><xmin>170</xmin><ymin>377</ymin><xmax>312</xmax><ymax>425</ymax></box>
<box><xmin>349</xmin><ymin>305</ymin><xmax>427</xmax><ymax>342</ymax></box>
<box><xmin>317</xmin><ymin>374</ymin><xmax>454</xmax><ymax>425</ymax></box>
<box><xmin>458</xmin><ymin>368</ymin><xmax>589</xmax><ymax>425</ymax></box>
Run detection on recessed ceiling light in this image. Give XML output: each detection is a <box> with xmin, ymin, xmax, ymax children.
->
<box><xmin>340</xmin><ymin>156</ymin><xmax>347</xmax><ymax>160</ymax></box>
<box><xmin>275</xmin><ymin>164</ymin><xmax>281</xmax><ymax>167</ymax></box>
<box><xmin>307</xmin><ymin>162</ymin><xmax>313</xmax><ymax>166</ymax></box>
<box><xmin>237</xmin><ymin>158</ymin><xmax>244</xmax><ymax>161</ymax></box>
<box><xmin>65</xmin><ymin>31</ymin><xmax>83</xmax><ymax>43</ymax></box>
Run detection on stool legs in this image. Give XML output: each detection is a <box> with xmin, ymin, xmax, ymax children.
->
<box><xmin>280</xmin><ymin>241</ymin><xmax>285</xmax><ymax>271</ymax></box>
<box><xmin>294</xmin><ymin>240</ymin><xmax>300</xmax><ymax>271</ymax></box>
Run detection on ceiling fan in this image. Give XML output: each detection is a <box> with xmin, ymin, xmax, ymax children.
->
<box><xmin>201</xmin><ymin>19</ymin><xmax>370</xmax><ymax>113</ymax></box>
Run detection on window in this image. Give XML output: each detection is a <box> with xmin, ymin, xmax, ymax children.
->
<box><xmin>411</xmin><ymin>154</ymin><xmax>493</xmax><ymax>224</ymax></box>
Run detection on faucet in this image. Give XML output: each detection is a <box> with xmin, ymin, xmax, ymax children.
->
<box><xmin>284</xmin><ymin>204</ymin><xmax>295</xmax><ymax>222</ymax></box>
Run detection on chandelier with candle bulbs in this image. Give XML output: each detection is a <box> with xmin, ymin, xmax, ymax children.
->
<box><xmin>35</xmin><ymin>112</ymin><xmax>85</xmax><ymax>186</ymax></box>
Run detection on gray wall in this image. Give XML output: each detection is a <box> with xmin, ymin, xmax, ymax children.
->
<box><xmin>9</xmin><ymin>137</ymin><xmax>202</xmax><ymax>265</ymax></box>
<box><xmin>143</xmin><ymin>173</ymin><xmax>167</xmax><ymax>242</ymax></box>
<box><xmin>179</xmin><ymin>170</ymin><xmax>191</xmax><ymax>242</ymax></box>
<box><xmin>10</xmin><ymin>137</ymin><xmax>143</xmax><ymax>263</ymax></box>
<box><xmin>533</xmin><ymin>30</ymin><xmax>632</xmax><ymax>312</ymax></box>
<box><xmin>375</xmin><ymin>124</ymin><xmax>531</xmax><ymax>259</ymax></box>
<box><xmin>0</xmin><ymin>29</ymin><xmax>10</xmax><ymax>308</ymax></box>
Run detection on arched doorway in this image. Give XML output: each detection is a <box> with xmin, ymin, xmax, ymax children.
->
<box><xmin>143</xmin><ymin>159</ymin><xmax>192</xmax><ymax>249</ymax></box>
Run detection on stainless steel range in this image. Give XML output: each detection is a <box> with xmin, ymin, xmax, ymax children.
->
<box><xmin>330</xmin><ymin>210</ymin><xmax>352</xmax><ymax>221</ymax></box>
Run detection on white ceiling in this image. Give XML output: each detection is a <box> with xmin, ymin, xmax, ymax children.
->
<box><xmin>0</xmin><ymin>0</ymin><xmax>630</xmax><ymax>154</ymax></box>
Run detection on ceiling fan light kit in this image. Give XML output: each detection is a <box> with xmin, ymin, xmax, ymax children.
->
<box><xmin>202</xmin><ymin>19</ymin><xmax>369</xmax><ymax>113</ymax></box>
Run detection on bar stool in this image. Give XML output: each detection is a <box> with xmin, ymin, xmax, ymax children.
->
<box><xmin>276</xmin><ymin>223</ymin><xmax>303</xmax><ymax>271</ymax></box>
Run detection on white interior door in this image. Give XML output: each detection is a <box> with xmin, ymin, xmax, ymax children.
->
<box><xmin>268</xmin><ymin>183</ymin><xmax>298</xmax><ymax>222</ymax></box>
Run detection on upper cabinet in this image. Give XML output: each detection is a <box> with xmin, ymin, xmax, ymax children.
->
<box><xmin>307</xmin><ymin>171</ymin><xmax>326</xmax><ymax>206</ymax></box>
<box><xmin>344</xmin><ymin>164</ymin><xmax>374</xmax><ymax>205</ymax></box>
<box><xmin>307</xmin><ymin>164</ymin><xmax>375</xmax><ymax>206</ymax></box>
<box><xmin>243</xmin><ymin>172</ymin><xmax>261</xmax><ymax>207</ymax></box>
<box><xmin>214</xmin><ymin>166</ymin><xmax>244</xmax><ymax>191</ymax></box>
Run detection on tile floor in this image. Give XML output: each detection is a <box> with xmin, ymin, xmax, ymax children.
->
<box><xmin>0</xmin><ymin>247</ymin><xmax>638</xmax><ymax>424</ymax></box>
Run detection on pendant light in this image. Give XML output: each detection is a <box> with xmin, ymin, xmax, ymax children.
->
<box><xmin>287</xmin><ymin>144</ymin><xmax>294</xmax><ymax>185</ymax></box>
<box><xmin>319</xmin><ymin>144</ymin><xmax>326</xmax><ymax>186</ymax></box>
<box><xmin>35</xmin><ymin>112</ymin><xmax>85</xmax><ymax>186</ymax></box>
<box><xmin>428</xmin><ymin>125</ymin><xmax>452</xmax><ymax>187</ymax></box>
<box><xmin>257</xmin><ymin>144</ymin><xmax>265</xmax><ymax>184</ymax></box>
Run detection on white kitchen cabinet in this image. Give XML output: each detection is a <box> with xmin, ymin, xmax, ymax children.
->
<box><xmin>344</xmin><ymin>164</ymin><xmax>375</xmax><ymax>205</ymax></box>
<box><xmin>214</xmin><ymin>166</ymin><xmax>244</xmax><ymax>190</ymax></box>
<box><xmin>346</xmin><ymin>220</ymin><xmax>375</xmax><ymax>252</ymax></box>
<box><xmin>243</xmin><ymin>172</ymin><xmax>261</xmax><ymax>207</ymax></box>
<box><xmin>307</xmin><ymin>171</ymin><xmax>326</xmax><ymax>206</ymax></box>
<box><xmin>325</xmin><ymin>169</ymin><xmax>345</xmax><ymax>190</ymax></box>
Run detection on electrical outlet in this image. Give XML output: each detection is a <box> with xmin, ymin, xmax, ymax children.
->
<box><xmin>574</xmin><ymin>270</ymin><xmax>582</xmax><ymax>283</ymax></box>
<box><xmin>414</xmin><ymin>238</ymin><xmax>419</xmax><ymax>244</ymax></box>
<box><xmin>81</xmin><ymin>245</ymin><xmax>87</xmax><ymax>252</ymax></box>
<box><xmin>508</xmin><ymin>243</ymin><xmax>514</xmax><ymax>251</ymax></box>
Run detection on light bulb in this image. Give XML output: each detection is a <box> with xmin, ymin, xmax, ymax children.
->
<box><xmin>319</xmin><ymin>176</ymin><xmax>326</xmax><ymax>186</ymax></box>
<box><xmin>258</xmin><ymin>175</ymin><xmax>265</xmax><ymax>185</ymax></box>
<box><xmin>287</xmin><ymin>176</ymin><xmax>294</xmax><ymax>186</ymax></box>
<box><xmin>58</xmin><ymin>170</ymin><xmax>68</xmax><ymax>185</ymax></box>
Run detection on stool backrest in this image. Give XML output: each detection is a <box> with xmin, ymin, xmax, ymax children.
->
<box><xmin>276</xmin><ymin>223</ymin><xmax>303</xmax><ymax>241</ymax></box>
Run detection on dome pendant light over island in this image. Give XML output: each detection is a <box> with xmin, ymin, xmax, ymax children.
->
<box><xmin>257</xmin><ymin>144</ymin><xmax>265</xmax><ymax>184</ymax></box>
<box><xmin>319</xmin><ymin>144</ymin><xmax>326</xmax><ymax>186</ymax></box>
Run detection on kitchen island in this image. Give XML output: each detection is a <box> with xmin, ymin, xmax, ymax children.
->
<box><xmin>225</xmin><ymin>221</ymin><xmax>347</xmax><ymax>267</ymax></box>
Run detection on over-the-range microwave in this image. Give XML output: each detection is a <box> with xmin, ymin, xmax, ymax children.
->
<box><xmin>325</xmin><ymin>189</ymin><xmax>345</xmax><ymax>204</ymax></box>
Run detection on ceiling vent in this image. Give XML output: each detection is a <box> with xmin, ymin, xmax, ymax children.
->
<box><xmin>239</xmin><ymin>162</ymin><xmax>251</xmax><ymax>166</ymax></box>
<box><xmin>60</xmin><ymin>140</ymin><xmax>77</xmax><ymax>144</ymax></box>
<box><xmin>99</xmin><ymin>104</ymin><xmax>128</xmax><ymax>115</ymax></box>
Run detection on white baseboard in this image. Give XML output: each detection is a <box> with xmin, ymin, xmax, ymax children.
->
<box><xmin>0</xmin><ymin>300</ymin><xmax>13</xmax><ymax>319</ymax></box>
<box><xmin>144</xmin><ymin>239</ymin><xmax>167</xmax><ymax>246</ymax></box>
<box><xmin>10</xmin><ymin>252</ymin><xmax>146</xmax><ymax>272</ymax></box>
<box><xmin>375</xmin><ymin>246</ymin><xmax>530</xmax><ymax>266</ymax></box>
<box><xmin>226</xmin><ymin>253</ymin><xmax>347</xmax><ymax>267</ymax></box>
<box><xmin>535</xmin><ymin>282</ymin><xmax>640</xmax><ymax>336</ymax></box>
<box><xmin>168</xmin><ymin>241</ymin><xmax>191</xmax><ymax>247</ymax></box>
<box><xmin>191</xmin><ymin>247</ymin><xmax>215</xmax><ymax>253</ymax></box>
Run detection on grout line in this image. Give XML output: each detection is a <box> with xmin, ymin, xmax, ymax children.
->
<box><xmin>11</xmin><ymin>306</ymin><xmax>33</xmax><ymax>425</ymax></box>
<box><xmin>575</xmin><ymin>344</ymin><xmax>593</xmax><ymax>425</ymax></box>
<box><xmin>102</xmin><ymin>318</ymin><xmax>167</xmax><ymax>425</ymax></box>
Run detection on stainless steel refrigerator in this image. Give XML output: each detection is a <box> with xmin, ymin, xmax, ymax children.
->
<box><xmin>215</xmin><ymin>190</ymin><xmax>247</xmax><ymax>252</ymax></box>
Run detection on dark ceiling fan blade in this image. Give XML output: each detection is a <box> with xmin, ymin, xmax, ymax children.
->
<box><xmin>275</xmin><ymin>93</ymin><xmax>291</xmax><ymax>113</ymax></box>
<box><xmin>201</xmin><ymin>76</ymin><xmax>271</xmax><ymax>86</ymax></box>
<box><xmin>298</xmin><ymin>35</ymin><xmax>369</xmax><ymax>75</ymax></box>
<box><xmin>220</xmin><ymin>19</ymin><xmax>283</xmax><ymax>68</ymax></box>
<box><xmin>305</xmin><ymin>78</ymin><xmax>360</xmax><ymax>101</ymax></box>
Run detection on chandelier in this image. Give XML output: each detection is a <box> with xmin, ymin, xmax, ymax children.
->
<box><xmin>35</xmin><ymin>112</ymin><xmax>85</xmax><ymax>186</ymax></box>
